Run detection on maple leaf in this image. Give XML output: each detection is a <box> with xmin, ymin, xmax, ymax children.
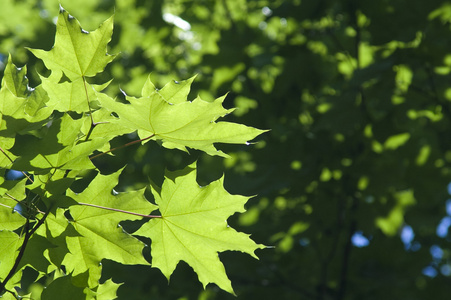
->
<box><xmin>101</xmin><ymin>76</ymin><xmax>267</xmax><ymax>157</ymax></box>
<box><xmin>134</xmin><ymin>163</ymin><xmax>265</xmax><ymax>294</ymax></box>
<box><xmin>28</xmin><ymin>6</ymin><xmax>115</xmax><ymax>81</ymax></box>
<box><xmin>64</xmin><ymin>169</ymin><xmax>157</xmax><ymax>287</ymax></box>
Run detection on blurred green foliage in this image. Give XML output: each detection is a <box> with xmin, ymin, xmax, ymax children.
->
<box><xmin>3</xmin><ymin>0</ymin><xmax>451</xmax><ymax>299</ymax></box>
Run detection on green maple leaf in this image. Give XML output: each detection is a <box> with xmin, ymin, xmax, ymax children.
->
<box><xmin>28</xmin><ymin>6</ymin><xmax>115</xmax><ymax>81</ymax></box>
<box><xmin>101</xmin><ymin>76</ymin><xmax>267</xmax><ymax>157</ymax></box>
<box><xmin>64</xmin><ymin>169</ymin><xmax>156</xmax><ymax>287</ymax></box>
<box><xmin>134</xmin><ymin>163</ymin><xmax>265</xmax><ymax>294</ymax></box>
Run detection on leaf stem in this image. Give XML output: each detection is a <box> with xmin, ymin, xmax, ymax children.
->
<box><xmin>0</xmin><ymin>202</ymin><xmax>13</xmax><ymax>210</ymax></box>
<box><xmin>89</xmin><ymin>134</ymin><xmax>155</xmax><ymax>160</ymax></box>
<box><xmin>78</xmin><ymin>202</ymin><xmax>161</xmax><ymax>218</ymax></box>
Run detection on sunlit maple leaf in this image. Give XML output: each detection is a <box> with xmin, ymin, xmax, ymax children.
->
<box><xmin>134</xmin><ymin>163</ymin><xmax>265</xmax><ymax>294</ymax></box>
<box><xmin>101</xmin><ymin>76</ymin><xmax>267</xmax><ymax>157</ymax></box>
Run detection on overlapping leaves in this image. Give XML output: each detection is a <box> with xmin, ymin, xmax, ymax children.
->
<box><xmin>0</xmin><ymin>6</ymin><xmax>265</xmax><ymax>300</ymax></box>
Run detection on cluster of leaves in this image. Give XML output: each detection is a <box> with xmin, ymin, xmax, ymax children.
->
<box><xmin>0</xmin><ymin>7</ymin><xmax>265</xmax><ymax>299</ymax></box>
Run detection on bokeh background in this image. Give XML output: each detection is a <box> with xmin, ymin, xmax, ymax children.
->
<box><xmin>2</xmin><ymin>0</ymin><xmax>451</xmax><ymax>299</ymax></box>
